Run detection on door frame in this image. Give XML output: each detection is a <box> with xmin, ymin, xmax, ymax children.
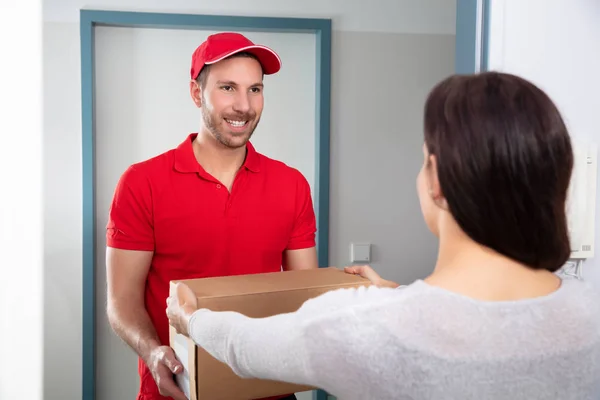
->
<box><xmin>80</xmin><ymin>9</ymin><xmax>332</xmax><ymax>400</ymax></box>
<box><xmin>456</xmin><ymin>0</ymin><xmax>491</xmax><ymax>74</ymax></box>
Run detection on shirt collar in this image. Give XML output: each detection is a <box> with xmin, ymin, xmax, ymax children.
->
<box><xmin>243</xmin><ymin>141</ymin><xmax>261</xmax><ymax>172</ymax></box>
<box><xmin>174</xmin><ymin>133</ymin><xmax>261</xmax><ymax>174</ymax></box>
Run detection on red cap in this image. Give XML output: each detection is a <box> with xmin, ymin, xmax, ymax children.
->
<box><xmin>190</xmin><ymin>32</ymin><xmax>282</xmax><ymax>80</ymax></box>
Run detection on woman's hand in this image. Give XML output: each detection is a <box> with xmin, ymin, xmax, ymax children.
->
<box><xmin>166</xmin><ymin>282</ymin><xmax>198</xmax><ymax>337</ymax></box>
<box><xmin>344</xmin><ymin>265</ymin><xmax>400</xmax><ymax>289</ymax></box>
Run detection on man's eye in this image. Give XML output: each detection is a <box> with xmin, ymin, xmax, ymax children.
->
<box><xmin>250</xmin><ymin>87</ymin><xmax>262</xmax><ymax>93</ymax></box>
<box><xmin>221</xmin><ymin>86</ymin><xmax>233</xmax><ymax>91</ymax></box>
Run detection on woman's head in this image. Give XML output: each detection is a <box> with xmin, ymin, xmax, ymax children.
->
<box><xmin>417</xmin><ymin>72</ymin><xmax>573</xmax><ymax>272</ymax></box>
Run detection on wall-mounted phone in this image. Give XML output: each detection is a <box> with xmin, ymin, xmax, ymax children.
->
<box><xmin>566</xmin><ymin>143</ymin><xmax>597</xmax><ymax>259</ymax></box>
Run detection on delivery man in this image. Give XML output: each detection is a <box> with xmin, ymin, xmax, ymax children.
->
<box><xmin>105</xmin><ymin>32</ymin><xmax>318</xmax><ymax>400</ymax></box>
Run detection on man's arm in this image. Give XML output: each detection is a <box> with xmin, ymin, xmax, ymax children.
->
<box><xmin>105</xmin><ymin>165</ymin><xmax>186</xmax><ymax>399</ymax></box>
<box><xmin>106</xmin><ymin>247</ymin><xmax>186</xmax><ymax>400</ymax></box>
<box><xmin>283</xmin><ymin>247</ymin><xmax>318</xmax><ymax>271</ymax></box>
<box><xmin>105</xmin><ymin>165</ymin><xmax>159</xmax><ymax>359</ymax></box>
<box><xmin>106</xmin><ymin>247</ymin><xmax>158</xmax><ymax>363</ymax></box>
<box><xmin>283</xmin><ymin>170</ymin><xmax>318</xmax><ymax>270</ymax></box>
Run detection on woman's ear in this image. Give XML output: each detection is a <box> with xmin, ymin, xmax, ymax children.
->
<box><xmin>189</xmin><ymin>80</ymin><xmax>203</xmax><ymax>108</ymax></box>
<box><xmin>427</xmin><ymin>155</ymin><xmax>446</xmax><ymax>206</ymax></box>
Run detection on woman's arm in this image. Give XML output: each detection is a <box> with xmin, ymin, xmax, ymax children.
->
<box><xmin>167</xmin><ymin>276</ymin><xmax>394</xmax><ymax>386</ymax></box>
<box><xmin>187</xmin><ymin>308</ymin><xmax>316</xmax><ymax>385</ymax></box>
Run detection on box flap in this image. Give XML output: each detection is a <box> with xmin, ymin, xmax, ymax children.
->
<box><xmin>172</xmin><ymin>267</ymin><xmax>368</xmax><ymax>299</ymax></box>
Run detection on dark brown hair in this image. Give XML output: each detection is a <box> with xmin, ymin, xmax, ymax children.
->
<box><xmin>423</xmin><ymin>72</ymin><xmax>573</xmax><ymax>272</ymax></box>
<box><xmin>196</xmin><ymin>52</ymin><xmax>262</xmax><ymax>89</ymax></box>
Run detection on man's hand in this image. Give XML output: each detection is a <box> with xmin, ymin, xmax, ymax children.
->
<box><xmin>344</xmin><ymin>265</ymin><xmax>400</xmax><ymax>289</ymax></box>
<box><xmin>147</xmin><ymin>346</ymin><xmax>188</xmax><ymax>400</ymax></box>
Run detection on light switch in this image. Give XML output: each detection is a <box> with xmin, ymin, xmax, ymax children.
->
<box><xmin>350</xmin><ymin>243</ymin><xmax>371</xmax><ymax>263</ymax></box>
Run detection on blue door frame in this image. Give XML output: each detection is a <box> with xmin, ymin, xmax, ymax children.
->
<box><xmin>456</xmin><ymin>0</ymin><xmax>491</xmax><ymax>74</ymax></box>
<box><xmin>80</xmin><ymin>3</ymin><xmax>489</xmax><ymax>399</ymax></box>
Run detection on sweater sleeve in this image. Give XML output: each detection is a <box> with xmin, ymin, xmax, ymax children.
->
<box><xmin>187</xmin><ymin>308</ymin><xmax>316</xmax><ymax>386</ymax></box>
<box><xmin>186</xmin><ymin>285</ymin><xmax>397</xmax><ymax>387</ymax></box>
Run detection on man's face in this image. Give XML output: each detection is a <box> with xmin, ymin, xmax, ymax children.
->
<box><xmin>196</xmin><ymin>56</ymin><xmax>264</xmax><ymax>149</ymax></box>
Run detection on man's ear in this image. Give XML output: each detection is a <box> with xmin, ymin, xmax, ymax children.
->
<box><xmin>189</xmin><ymin>80</ymin><xmax>202</xmax><ymax>108</ymax></box>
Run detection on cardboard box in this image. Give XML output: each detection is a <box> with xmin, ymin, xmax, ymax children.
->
<box><xmin>169</xmin><ymin>267</ymin><xmax>370</xmax><ymax>400</ymax></box>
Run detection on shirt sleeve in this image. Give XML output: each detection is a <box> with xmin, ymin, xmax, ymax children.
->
<box><xmin>286</xmin><ymin>169</ymin><xmax>317</xmax><ymax>250</ymax></box>
<box><xmin>106</xmin><ymin>164</ymin><xmax>155</xmax><ymax>251</ymax></box>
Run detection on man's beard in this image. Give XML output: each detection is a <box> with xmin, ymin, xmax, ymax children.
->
<box><xmin>201</xmin><ymin>103</ymin><xmax>259</xmax><ymax>149</ymax></box>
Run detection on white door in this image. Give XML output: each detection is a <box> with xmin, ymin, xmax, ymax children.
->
<box><xmin>94</xmin><ymin>25</ymin><xmax>317</xmax><ymax>400</ymax></box>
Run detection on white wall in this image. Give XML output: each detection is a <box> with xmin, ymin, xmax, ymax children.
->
<box><xmin>0</xmin><ymin>1</ymin><xmax>43</xmax><ymax>400</ymax></box>
<box><xmin>44</xmin><ymin>0</ymin><xmax>456</xmax><ymax>34</ymax></box>
<box><xmin>486</xmin><ymin>0</ymin><xmax>600</xmax><ymax>286</ymax></box>
<box><xmin>42</xmin><ymin>0</ymin><xmax>457</xmax><ymax>399</ymax></box>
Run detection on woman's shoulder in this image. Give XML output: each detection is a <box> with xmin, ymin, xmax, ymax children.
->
<box><xmin>553</xmin><ymin>275</ymin><xmax>600</xmax><ymax>312</ymax></box>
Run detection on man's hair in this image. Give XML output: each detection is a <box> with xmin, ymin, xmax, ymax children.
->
<box><xmin>423</xmin><ymin>71</ymin><xmax>573</xmax><ymax>272</ymax></box>
<box><xmin>196</xmin><ymin>52</ymin><xmax>263</xmax><ymax>89</ymax></box>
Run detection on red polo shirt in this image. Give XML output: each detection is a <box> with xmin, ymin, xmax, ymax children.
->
<box><xmin>106</xmin><ymin>133</ymin><xmax>317</xmax><ymax>400</ymax></box>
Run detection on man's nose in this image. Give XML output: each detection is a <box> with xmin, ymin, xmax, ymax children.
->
<box><xmin>232</xmin><ymin>92</ymin><xmax>251</xmax><ymax>113</ymax></box>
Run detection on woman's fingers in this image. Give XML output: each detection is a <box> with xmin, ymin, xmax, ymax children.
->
<box><xmin>344</xmin><ymin>265</ymin><xmax>382</xmax><ymax>284</ymax></box>
<box><xmin>176</xmin><ymin>282</ymin><xmax>198</xmax><ymax>307</ymax></box>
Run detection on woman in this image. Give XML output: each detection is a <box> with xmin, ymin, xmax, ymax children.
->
<box><xmin>167</xmin><ymin>72</ymin><xmax>600</xmax><ymax>399</ymax></box>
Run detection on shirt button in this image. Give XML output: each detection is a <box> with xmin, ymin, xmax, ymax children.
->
<box><xmin>216</xmin><ymin>184</ymin><xmax>221</xmax><ymax>189</ymax></box>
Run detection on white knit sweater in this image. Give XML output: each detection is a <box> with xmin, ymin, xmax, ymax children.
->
<box><xmin>188</xmin><ymin>276</ymin><xmax>600</xmax><ymax>400</ymax></box>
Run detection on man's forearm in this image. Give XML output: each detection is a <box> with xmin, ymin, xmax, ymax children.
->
<box><xmin>108</xmin><ymin>303</ymin><xmax>161</xmax><ymax>363</ymax></box>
